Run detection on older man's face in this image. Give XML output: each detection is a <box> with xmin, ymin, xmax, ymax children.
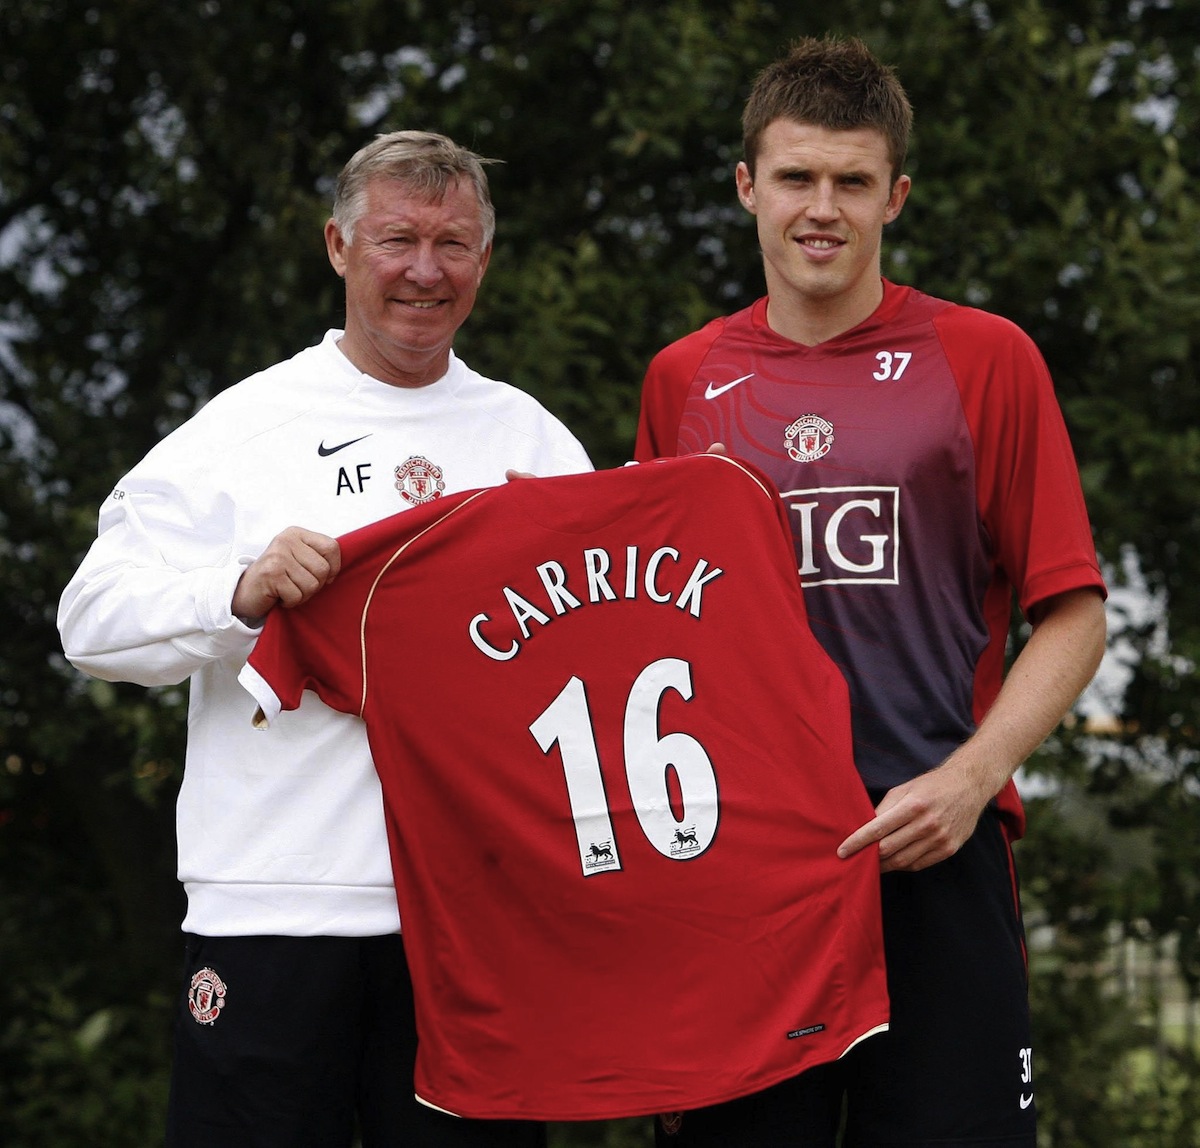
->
<box><xmin>326</xmin><ymin>176</ymin><xmax>492</xmax><ymax>388</ymax></box>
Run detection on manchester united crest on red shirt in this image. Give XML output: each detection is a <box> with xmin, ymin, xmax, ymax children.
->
<box><xmin>395</xmin><ymin>456</ymin><xmax>446</xmax><ymax>504</ymax></box>
<box><xmin>784</xmin><ymin>414</ymin><xmax>835</xmax><ymax>462</ymax></box>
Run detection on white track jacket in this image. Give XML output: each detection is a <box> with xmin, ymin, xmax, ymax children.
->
<box><xmin>58</xmin><ymin>331</ymin><xmax>592</xmax><ymax>936</ymax></box>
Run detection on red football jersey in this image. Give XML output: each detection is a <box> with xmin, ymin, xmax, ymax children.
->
<box><xmin>241</xmin><ymin>453</ymin><xmax>888</xmax><ymax>1121</ymax></box>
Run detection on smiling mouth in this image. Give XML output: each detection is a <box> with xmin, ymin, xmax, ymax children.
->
<box><xmin>401</xmin><ymin>299</ymin><xmax>443</xmax><ymax>309</ymax></box>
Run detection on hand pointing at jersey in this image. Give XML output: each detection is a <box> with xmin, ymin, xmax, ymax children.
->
<box><xmin>836</xmin><ymin>764</ymin><xmax>992</xmax><ymax>873</ymax></box>
<box><xmin>232</xmin><ymin>526</ymin><xmax>342</xmax><ymax>624</ymax></box>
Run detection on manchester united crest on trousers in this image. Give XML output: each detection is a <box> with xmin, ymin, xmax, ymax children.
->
<box><xmin>395</xmin><ymin>456</ymin><xmax>446</xmax><ymax>504</ymax></box>
<box><xmin>188</xmin><ymin>967</ymin><xmax>227</xmax><ymax>1025</ymax></box>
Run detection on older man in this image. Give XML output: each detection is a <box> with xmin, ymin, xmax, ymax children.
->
<box><xmin>59</xmin><ymin>131</ymin><xmax>590</xmax><ymax>1148</ymax></box>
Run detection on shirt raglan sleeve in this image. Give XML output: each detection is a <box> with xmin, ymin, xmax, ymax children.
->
<box><xmin>57</xmin><ymin>423</ymin><xmax>262</xmax><ymax>688</ymax></box>
<box><xmin>634</xmin><ymin>324</ymin><xmax>722</xmax><ymax>462</ymax></box>
<box><xmin>542</xmin><ymin>421</ymin><xmax>594</xmax><ymax>476</ymax></box>
<box><xmin>937</xmin><ymin>309</ymin><xmax>1106</xmax><ymax>613</ymax></box>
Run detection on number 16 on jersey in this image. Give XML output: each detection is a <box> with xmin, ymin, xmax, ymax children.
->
<box><xmin>529</xmin><ymin>656</ymin><xmax>719</xmax><ymax>878</ymax></box>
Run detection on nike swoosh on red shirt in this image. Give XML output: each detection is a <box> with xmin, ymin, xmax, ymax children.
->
<box><xmin>704</xmin><ymin>373</ymin><xmax>754</xmax><ymax>399</ymax></box>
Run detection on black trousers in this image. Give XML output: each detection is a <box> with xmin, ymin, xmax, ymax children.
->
<box><xmin>165</xmin><ymin>933</ymin><xmax>546</xmax><ymax>1148</ymax></box>
<box><xmin>655</xmin><ymin>806</ymin><xmax>1037</xmax><ymax>1148</ymax></box>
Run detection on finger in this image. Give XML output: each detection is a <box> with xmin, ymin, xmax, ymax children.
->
<box><xmin>286</xmin><ymin>530</ymin><xmax>341</xmax><ymax>580</ymax></box>
<box><xmin>275</xmin><ymin>564</ymin><xmax>324</xmax><ymax>609</ymax></box>
<box><xmin>837</xmin><ymin>827</ymin><xmax>872</xmax><ymax>860</ymax></box>
<box><xmin>292</xmin><ymin>545</ymin><xmax>338</xmax><ymax>588</ymax></box>
<box><xmin>840</xmin><ymin>789</ymin><xmax>919</xmax><ymax>855</ymax></box>
<box><xmin>246</xmin><ymin>547</ymin><xmax>327</xmax><ymax>611</ymax></box>
<box><xmin>311</xmin><ymin>534</ymin><xmax>341</xmax><ymax>580</ymax></box>
<box><xmin>269</xmin><ymin>535</ymin><xmax>339</xmax><ymax>593</ymax></box>
<box><xmin>837</xmin><ymin>814</ymin><xmax>894</xmax><ymax>860</ymax></box>
<box><xmin>880</xmin><ymin>840</ymin><xmax>943</xmax><ymax>874</ymax></box>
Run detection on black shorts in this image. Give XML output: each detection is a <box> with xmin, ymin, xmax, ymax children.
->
<box><xmin>656</xmin><ymin>805</ymin><xmax>1037</xmax><ymax>1147</ymax></box>
<box><xmin>165</xmin><ymin>933</ymin><xmax>545</xmax><ymax>1148</ymax></box>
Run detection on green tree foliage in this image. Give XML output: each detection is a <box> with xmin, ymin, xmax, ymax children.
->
<box><xmin>1</xmin><ymin>1</ymin><xmax>1197</xmax><ymax>1144</ymax></box>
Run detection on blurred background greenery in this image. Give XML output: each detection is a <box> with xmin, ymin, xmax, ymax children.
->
<box><xmin>2</xmin><ymin>1</ymin><xmax>1197</xmax><ymax>1144</ymax></box>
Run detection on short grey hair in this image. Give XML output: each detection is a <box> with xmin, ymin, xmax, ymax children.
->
<box><xmin>331</xmin><ymin>130</ymin><xmax>498</xmax><ymax>247</ymax></box>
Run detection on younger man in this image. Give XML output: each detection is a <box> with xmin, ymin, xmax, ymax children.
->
<box><xmin>636</xmin><ymin>36</ymin><xmax>1106</xmax><ymax>1147</ymax></box>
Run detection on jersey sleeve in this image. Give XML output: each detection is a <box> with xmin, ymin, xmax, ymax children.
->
<box><xmin>634</xmin><ymin>320</ymin><xmax>724</xmax><ymax>461</ymax></box>
<box><xmin>935</xmin><ymin>308</ymin><xmax>1106</xmax><ymax>613</ymax></box>
<box><xmin>239</xmin><ymin>491</ymin><xmax>487</xmax><ymax>727</ymax></box>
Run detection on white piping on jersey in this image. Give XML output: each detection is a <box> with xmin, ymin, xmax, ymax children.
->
<box><xmin>706</xmin><ymin>451</ymin><xmax>776</xmax><ymax>503</ymax></box>
<box><xmin>840</xmin><ymin>1022</ymin><xmax>891</xmax><ymax>1057</ymax></box>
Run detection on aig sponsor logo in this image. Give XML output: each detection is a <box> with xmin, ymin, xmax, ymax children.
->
<box><xmin>784</xmin><ymin>486</ymin><xmax>900</xmax><ymax>587</ymax></box>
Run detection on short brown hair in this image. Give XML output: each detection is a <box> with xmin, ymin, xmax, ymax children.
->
<box><xmin>742</xmin><ymin>36</ymin><xmax>912</xmax><ymax>182</ymax></box>
<box><xmin>331</xmin><ymin>130</ymin><xmax>499</xmax><ymax>247</ymax></box>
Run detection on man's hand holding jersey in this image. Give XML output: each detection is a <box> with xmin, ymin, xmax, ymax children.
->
<box><xmin>232</xmin><ymin>526</ymin><xmax>342</xmax><ymax>624</ymax></box>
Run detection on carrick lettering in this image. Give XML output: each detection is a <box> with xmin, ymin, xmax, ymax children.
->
<box><xmin>469</xmin><ymin>545</ymin><xmax>724</xmax><ymax>661</ymax></box>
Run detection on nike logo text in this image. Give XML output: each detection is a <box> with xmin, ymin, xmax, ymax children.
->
<box><xmin>704</xmin><ymin>373</ymin><xmax>754</xmax><ymax>400</ymax></box>
<box><xmin>1019</xmin><ymin>1093</ymin><xmax>1034</xmax><ymax>1109</ymax></box>
<box><xmin>318</xmin><ymin>434</ymin><xmax>372</xmax><ymax>457</ymax></box>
